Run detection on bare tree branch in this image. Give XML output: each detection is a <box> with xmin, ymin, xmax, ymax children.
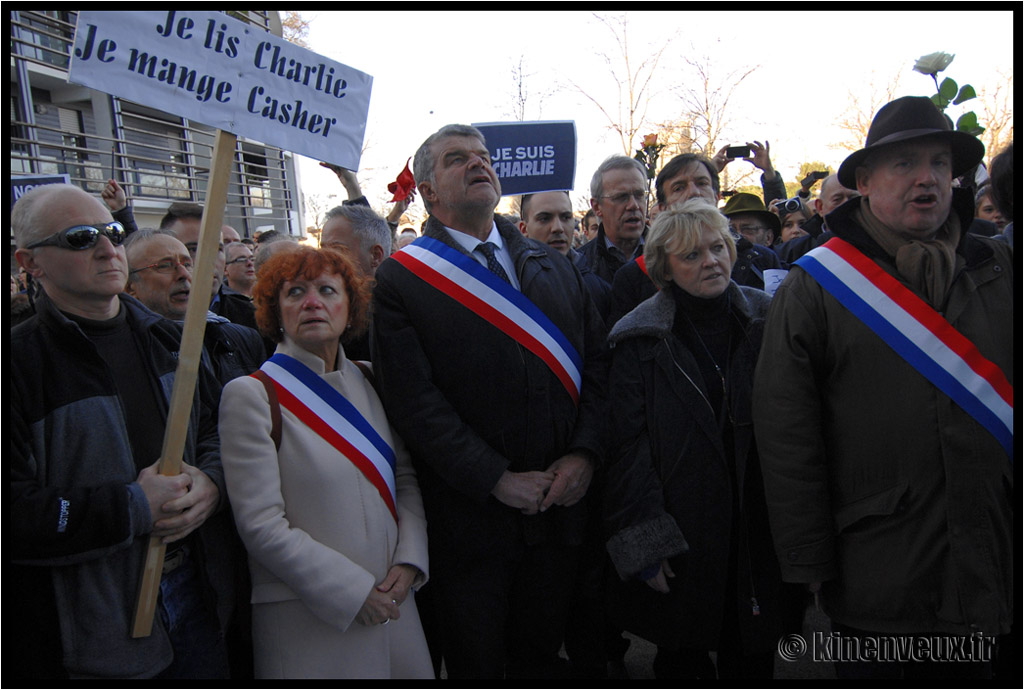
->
<box><xmin>563</xmin><ymin>12</ymin><xmax>676</xmax><ymax>155</ymax></box>
<box><xmin>830</xmin><ymin>71</ymin><xmax>903</xmax><ymax>154</ymax></box>
<box><xmin>977</xmin><ymin>69</ymin><xmax>1014</xmax><ymax>166</ymax></box>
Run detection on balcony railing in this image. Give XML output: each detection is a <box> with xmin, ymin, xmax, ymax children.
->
<box><xmin>10</xmin><ymin>10</ymin><xmax>294</xmax><ymax>234</ymax></box>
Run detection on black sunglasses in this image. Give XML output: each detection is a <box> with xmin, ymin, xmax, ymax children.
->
<box><xmin>26</xmin><ymin>221</ymin><xmax>127</xmax><ymax>250</ymax></box>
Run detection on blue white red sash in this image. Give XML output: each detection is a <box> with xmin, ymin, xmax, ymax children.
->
<box><xmin>393</xmin><ymin>236</ymin><xmax>583</xmax><ymax>405</ymax></box>
<box><xmin>797</xmin><ymin>237</ymin><xmax>1013</xmax><ymax>457</ymax></box>
<box><xmin>255</xmin><ymin>353</ymin><xmax>398</xmax><ymax>521</ymax></box>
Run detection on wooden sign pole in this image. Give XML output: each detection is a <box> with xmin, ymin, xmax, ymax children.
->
<box><xmin>131</xmin><ymin>129</ymin><xmax>237</xmax><ymax>638</ymax></box>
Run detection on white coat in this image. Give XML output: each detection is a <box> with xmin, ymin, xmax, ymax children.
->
<box><xmin>220</xmin><ymin>339</ymin><xmax>432</xmax><ymax>679</ymax></box>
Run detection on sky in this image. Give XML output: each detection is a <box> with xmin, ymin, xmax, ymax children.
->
<box><xmin>292</xmin><ymin>9</ymin><xmax>1015</xmax><ymax>227</ymax></box>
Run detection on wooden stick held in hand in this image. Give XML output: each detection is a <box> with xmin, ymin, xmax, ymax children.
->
<box><xmin>131</xmin><ymin>129</ymin><xmax>237</xmax><ymax>638</ymax></box>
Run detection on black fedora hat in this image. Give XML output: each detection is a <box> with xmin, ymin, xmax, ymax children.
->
<box><xmin>720</xmin><ymin>192</ymin><xmax>781</xmax><ymax>235</ymax></box>
<box><xmin>837</xmin><ymin>96</ymin><xmax>985</xmax><ymax>189</ymax></box>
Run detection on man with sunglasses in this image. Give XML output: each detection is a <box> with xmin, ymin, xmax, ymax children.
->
<box><xmin>11</xmin><ymin>184</ymin><xmax>235</xmax><ymax>679</ymax></box>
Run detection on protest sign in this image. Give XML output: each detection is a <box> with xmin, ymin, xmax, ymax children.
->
<box><xmin>763</xmin><ymin>268</ymin><xmax>788</xmax><ymax>296</ymax></box>
<box><xmin>11</xmin><ymin>174</ymin><xmax>71</xmax><ymax>209</ymax></box>
<box><xmin>69</xmin><ymin>10</ymin><xmax>372</xmax><ymax>170</ymax></box>
<box><xmin>472</xmin><ymin>121</ymin><xmax>576</xmax><ymax>196</ymax></box>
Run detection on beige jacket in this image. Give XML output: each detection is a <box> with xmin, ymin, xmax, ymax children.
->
<box><xmin>220</xmin><ymin>339</ymin><xmax>431</xmax><ymax>678</ymax></box>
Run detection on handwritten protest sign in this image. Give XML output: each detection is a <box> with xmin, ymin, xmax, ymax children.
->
<box><xmin>69</xmin><ymin>10</ymin><xmax>372</xmax><ymax>169</ymax></box>
<box><xmin>65</xmin><ymin>11</ymin><xmax>368</xmax><ymax>638</ymax></box>
<box><xmin>763</xmin><ymin>268</ymin><xmax>789</xmax><ymax>296</ymax></box>
<box><xmin>473</xmin><ymin>121</ymin><xmax>576</xmax><ymax>196</ymax></box>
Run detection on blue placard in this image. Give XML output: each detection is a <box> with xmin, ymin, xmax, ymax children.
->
<box><xmin>472</xmin><ymin>121</ymin><xmax>576</xmax><ymax>197</ymax></box>
<box><xmin>11</xmin><ymin>174</ymin><xmax>72</xmax><ymax>209</ymax></box>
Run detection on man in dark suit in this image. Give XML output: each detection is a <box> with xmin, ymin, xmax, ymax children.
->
<box><xmin>371</xmin><ymin>124</ymin><xmax>608</xmax><ymax>679</ymax></box>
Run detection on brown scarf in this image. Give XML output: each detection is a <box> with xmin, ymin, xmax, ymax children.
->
<box><xmin>854</xmin><ymin>200</ymin><xmax>961</xmax><ymax>308</ymax></box>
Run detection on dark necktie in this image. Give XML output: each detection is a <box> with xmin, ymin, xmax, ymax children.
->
<box><xmin>477</xmin><ymin>242</ymin><xmax>511</xmax><ymax>284</ymax></box>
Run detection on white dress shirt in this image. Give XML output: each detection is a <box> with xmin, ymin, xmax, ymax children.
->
<box><xmin>443</xmin><ymin>222</ymin><xmax>521</xmax><ymax>290</ymax></box>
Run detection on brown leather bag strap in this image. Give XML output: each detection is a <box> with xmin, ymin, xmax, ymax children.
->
<box><xmin>251</xmin><ymin>370</ymin><xmax>282</xmax><ymax>451</ymax></box>
<box><xmin>353</xmin><ymin>360</ymin><xmax>377</xmax><ymax>390</ymax></box>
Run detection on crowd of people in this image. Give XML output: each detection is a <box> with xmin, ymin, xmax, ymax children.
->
<box><xmin>10</xmin><ymin>95</ymin><xmax>1015</xmax><ymax>681</ymax></box>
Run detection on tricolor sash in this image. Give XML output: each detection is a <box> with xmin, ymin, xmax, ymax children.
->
<box><xmin>393</xmin><ymin>236</ymin><xmax>583</xmax><ymax>405</ymax></box>
<box><xmin>254</xmin><ymin>353</ymin><xmax>398</xmax><ymax>521</ymax></box>
<box><xmin>797</xmin><ymin>237</ymin><xmax>1013</xmax><ymax>457</ymax></box>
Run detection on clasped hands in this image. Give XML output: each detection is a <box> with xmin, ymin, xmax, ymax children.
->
<box><xmin>355</xmin><ymin>563</ymin><xmax>419</xmax><ymax>627</ymax></box>
<box><xmin>491</xmin><ymin>453</ymin><xmax>594</xmax><ymax>515</ymax></box>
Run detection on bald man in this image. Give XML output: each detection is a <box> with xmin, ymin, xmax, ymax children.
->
<box><xmin>777</xmin><ymin>174</ymin><xmax>860</xmax><ymax>263</ymax></box>
<box><xmin>11</xmin><ymin>184</ymin><xmax>234</xmax><ymax>679</ymax></box>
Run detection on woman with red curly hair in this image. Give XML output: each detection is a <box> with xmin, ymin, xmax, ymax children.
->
<box><xmin>219</xmin><ymin>246</ymin><xmax>432</xmax><ymax>679</ymax></box>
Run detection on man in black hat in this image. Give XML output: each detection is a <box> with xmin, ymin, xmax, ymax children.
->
<box><xmin>752</xmin><ymin>96</ymin><xmax>1013</xmax><ymax>679</ymax></box>
<box><xmin>720</xmin><ymin>192</ymin><xmax>787</xmax><ymax>291</ymax></box>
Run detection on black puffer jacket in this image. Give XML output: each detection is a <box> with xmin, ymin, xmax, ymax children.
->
<box><xmin>603</xmin><ymin>283</ymin><xmax>800</xmax><ymax>651</ymax></box>
<box><xmin>11</xmin><ymin>293</ymin><xmax>236</xmax><ymax>678</ymax></box>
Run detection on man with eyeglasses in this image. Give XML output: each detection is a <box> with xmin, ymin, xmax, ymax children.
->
<box><xmin>719</xmin><ymin>193</ymin><xmax>787</xmax><ymax>291</ymax></box>
<box><xmin>223</xmin><ymin>242</ymin><xmax>256</xmax><ymax>298</ymax></box>
<box><xmin>125</xmin><ymin>229</ymin><xmax>266</xmax><ymax>386</ymax></box>
<box><xmin>606</xmin><ymin>153</ymin><xmax>721</xmax><ymax>326</ymax></box>
<box><xmin>11</xmin><ymin>184</ymin><xmax>235</xmax><ymax>679</ymax></box>
<box><xmin>579</xmin><ymin>156</ymin><xmax>651</xmax><ymax>286</ymax></box>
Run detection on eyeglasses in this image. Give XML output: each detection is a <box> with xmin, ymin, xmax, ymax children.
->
<box><xmin>599</xmin><ymin>190</ymin><xmax>647</xmax><ymax>205</ymax></box>
<box><xmin>730</xmin><ymin>225</ymin><xmax>769</xmax><ymax>235</ymax></box>
<box><xmin>226</xmin><ymin>255</ymin><xmax>254</xmax><ymax>266</ymax></box>
<box><xmin>130</xmin><ymin>257</ymin><xmax>194</xmax><ymax>275</ymax></box>
<box><xmin>26</xmin><ymin>221</ymin><xmax>127</xmax><ymax>250</ymax></box>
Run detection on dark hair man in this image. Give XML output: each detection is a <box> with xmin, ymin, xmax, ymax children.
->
<box><xmin>753</xmin><ymin>97</ymin><xmax>1013</xmax><ymax>680</ymax></box>
<box><xmin>12</xmin><ymin>185</ymin><xmax>235</xmax><ymax>678</ymax></box>
<box><xmin>654</xmin><ymin>152</ymin><xmax>720</xmax><ymax>209</ymax></box>
<box><xmin>988</xmin><ymin>142</ymin><xmax>1014</xmax><ymax>248</ymax></box>
<box><xmin>161</xmin><ymin>202</ymin><xmax>257</xmax><ymax>332</ymax></box>
<box><xmin>372</xmin><ymin>124</ymin><xmax>609</xmax><ymax>679</ymax></box>
<box><xmin>581</xmin><ymin>208</ymin><xmax>600</xmax><ymax>242</ymax></box>
<box><xmin>520</xmin><ymin>190</ymin><xmax>611</xmax><ymax>329</ymax></box>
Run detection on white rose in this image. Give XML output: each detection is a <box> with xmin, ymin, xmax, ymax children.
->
<box><xmin>913</xmin><ymin>51</ymin><xmax>955</xmax><ymax>76</ymax></box>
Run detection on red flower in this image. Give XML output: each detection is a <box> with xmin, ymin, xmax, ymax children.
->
<box><xmin>387</xmin><ymin>158</ymin><xmax>416</xmax><ymax>202</ymax></box>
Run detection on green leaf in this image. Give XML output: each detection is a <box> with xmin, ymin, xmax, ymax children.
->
<box><xmin>953</xmin><ymin>84</ymin><xmax>977</xmax><ymax>105</ymax></box>
<box><xmin>955</xmin><ymin>111</ymin><xmax>979</xmax><ymax>132</ymax></box>
<box><xmin>930</xmin><ymin>93</ymin><xmax>946</xmax><ymax>109</ymax></box>
<box><xmin>939</xmin><ymin>77</ymin><xmax>958</xmax><ymax>100</ymax></box>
